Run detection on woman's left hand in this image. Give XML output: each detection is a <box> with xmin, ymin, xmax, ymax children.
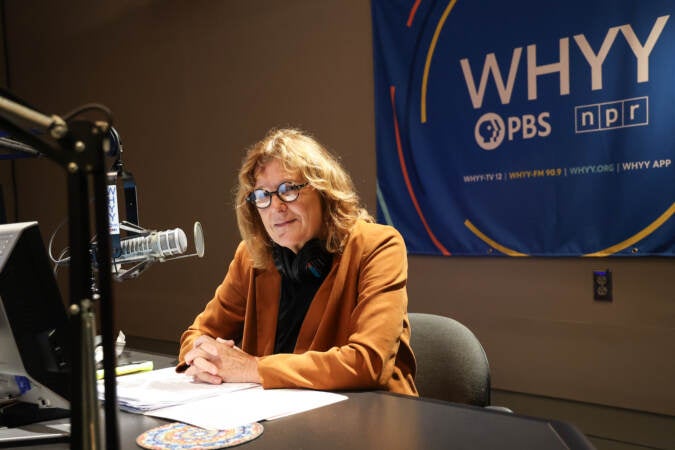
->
<box><xmin>184</xmin><ymin>335</ymin><xmax>261</xmax><ymax>384</ymax></box>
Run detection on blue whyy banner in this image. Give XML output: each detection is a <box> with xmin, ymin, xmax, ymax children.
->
<box><xmin>372</xmin><ymin>0</ymin><xmax>675</xmax><ymax>256</ymax></box>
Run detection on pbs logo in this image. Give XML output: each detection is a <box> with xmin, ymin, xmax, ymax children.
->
<box><xmin>474</xmin><ymin>113</ymin><xmax>505</xmax><ymax>150</ymax></box>
<box><xmin>474</xmin><ymin>112</ymin><xmax>551</xmax><ymax>150</ymax></box>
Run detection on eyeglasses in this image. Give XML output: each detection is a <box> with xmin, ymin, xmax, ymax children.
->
<box><xmin>247</xmin><ymin>181</ymin><xmax>309</xmax><ymax>209</ymax></box>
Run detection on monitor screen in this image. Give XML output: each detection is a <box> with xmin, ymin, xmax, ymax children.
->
<box><xmin>0</xmin><ymin>221</ymin><xmax>70</xmax><ymax>409</ymax></box>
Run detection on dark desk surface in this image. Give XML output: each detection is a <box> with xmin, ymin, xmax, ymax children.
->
<box><xmin>7</xmin><ymin>391</ymin><xmax>594</xmax><ymax>450</ymax></box>
<box><xmin>3</xmin><ymin>350</ymin><xmax>595</xmax><ymax>449</ymax></box>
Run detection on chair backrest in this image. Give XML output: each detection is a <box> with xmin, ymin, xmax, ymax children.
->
<box><xmin>408</xmin><ymin>312</ymin><xmax>491</xmax><ymax>406</ymax></box>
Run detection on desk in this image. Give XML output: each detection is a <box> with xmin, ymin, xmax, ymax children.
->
<box><xmin>3</xmin><ymin>350</ymin><xmax>595</xmax><ymax>450</ymax></box>
<box><xmin>8</xmin><ymin>393</ymin><xmax>593</xmax><ymax>450</ymax></box>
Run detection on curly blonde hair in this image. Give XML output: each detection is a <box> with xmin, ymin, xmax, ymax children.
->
<box><xmin>235</xmin><ymin>128</ymin><xmax>373</xmax><ymax>268</ymax></box>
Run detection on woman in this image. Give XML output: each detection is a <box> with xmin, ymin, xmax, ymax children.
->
<box><xmin>178</xmin><ymin>128</ymin><xmax>417</xmax><ymax>396</ymax></box>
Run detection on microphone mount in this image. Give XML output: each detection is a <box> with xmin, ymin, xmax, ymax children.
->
<box><xmin>0</xmin><ymin>90</ymin><xmax>118</xmax><ymax>450</ymax></box>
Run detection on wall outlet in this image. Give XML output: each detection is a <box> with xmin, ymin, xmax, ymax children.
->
<box><xmin>593</xmin><ymin>269</ymin><xmax>613</xmax><ymax>301</ymax></box>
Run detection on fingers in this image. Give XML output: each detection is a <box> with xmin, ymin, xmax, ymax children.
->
<box><xmin>185</xmin><ymin>343</ymin><xmax>226</xmax><ymax>373</ymax></box>
<box><xmin>216</xmin><ymin>337</ymin><xmax>236</xmax><ymax>347</ymax></box>
<box><xmin>193</xmin><ymin>334</ymin><xmax>215</xmax><ymax>348</ymax></box>
<box><xmin>183</xmin><ymin>336</ymin><xmax>234</xmax><ymax>380</ymax></box>
<box><xmin>216</xmin><ymin>337</ymin><xmax>244</xmax><ymax>353</ymax></box>
<box><xmin>186</xmin><ymin>366</ymin><xmax>223</xmax><ymax>385</ymax></box>
<box><xmin>187</xmin><ymin>336</ymin><xmax>232</xmax><ymax>365</ymax></box>
<box><xmin>183</xmin><ymin>335</ymin><xmax>258</xmax><ymax>384</ymax></box>
<box><xmin>184</xmin><ymin>346</ymin><xmax>209</xmax><ymax>366</ymax></box>
<box><xmin>193</xmin><ymin>335</ymin><xmax>220</xmax><ymax>356</ymax></box>
<box><xmin>188</xmin><ymin>355</ymin><xmax>219</xmax><ymax>376</ymax></box>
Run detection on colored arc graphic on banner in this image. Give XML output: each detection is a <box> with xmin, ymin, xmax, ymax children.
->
<box><xmin>583</xmin><ymin>202</ymin><xmax>675</xmax><ymax>256</ymax></box>
<box><xmin>465</xmin><ymin>201</ymin><xmax>675</xmax><ymax>256</ymax></box>
<box><xmin>463</xmin><ymin>220</ymin><xmax>528</xmax><ymax>256</ymax></box>
<box><xmin>420</xmin><ymin>0</ymin><xmax>458</xmax><ymax>123</ymax></box>
<box><xmin>407</xmin><ymin>0</ymin><xmax>422</xmax><ymax>27</ymax></box>
<box><xmin>390</xmin><ymin>86</ymin><xmax>450</xmax><ymax>255</ymax></box>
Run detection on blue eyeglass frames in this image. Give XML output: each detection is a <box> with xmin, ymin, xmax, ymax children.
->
<box><xmin>247</xmin><ymin>182</ymin><xmax>309</xmax><ymax>209</ymax></box>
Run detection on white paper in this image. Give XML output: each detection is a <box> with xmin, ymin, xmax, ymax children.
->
<box><xmin>97</xmin><ymin>367</ymin><xmax>259</xmax><ymax>412</ymax></box>
<box><xmin>145</xmin><ymin>388</ymin><xmax>348</xmax><ymax>430</ymax></box>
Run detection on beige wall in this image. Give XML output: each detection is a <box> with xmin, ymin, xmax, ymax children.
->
<box><xmin>1</xmin><ymin>0</ymin><xmax>672</xmax><ymax>417</ymax></box>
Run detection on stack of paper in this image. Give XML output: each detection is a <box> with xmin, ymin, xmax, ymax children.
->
<box><xmin>97</xmin><ymin>367</ymin><xmax>258</xmax><ymax>413</ymax></box>
<box><xmin>98</xmin><ymin>367</ymin><xmax>348</xmax><ymax>430</ymax></box>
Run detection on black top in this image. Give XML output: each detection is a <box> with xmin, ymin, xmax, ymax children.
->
<box><xmin>273</xmin><ymin>243</ymin><xmax>331</xmax><ymax>354</ymax></box>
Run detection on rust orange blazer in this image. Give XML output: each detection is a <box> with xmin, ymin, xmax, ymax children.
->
<box><xmin>178</xmin><ymin>220</ymin><xmax>417</xmax><ymax>396</ymax></box>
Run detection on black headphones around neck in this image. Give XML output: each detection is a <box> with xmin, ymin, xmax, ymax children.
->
<box><xmin>272</xmin><ymin>239</ymin><xmax>332</xmax><ymax>283</ymax></box>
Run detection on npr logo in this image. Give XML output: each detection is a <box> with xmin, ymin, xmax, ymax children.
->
<box><xmin>575</xmin><ymin>96</ymin><xmax>648</xmax><ymax>133</ymax></box>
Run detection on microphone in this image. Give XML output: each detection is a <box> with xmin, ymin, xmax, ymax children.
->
<box><xmin>110</xmin><ymin>221</ymin><xmax>205</xmax><ymax>281</ymax></box>
<box><xmin>115</xmin><ymin>228</ymin><xmax>188</xmax><ymax>264</ymax></box>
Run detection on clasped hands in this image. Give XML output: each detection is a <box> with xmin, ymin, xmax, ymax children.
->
<box><xmin>184</xmin><ymin>335</ymin><xmax>261</xmax><ymax>384</ymax></box>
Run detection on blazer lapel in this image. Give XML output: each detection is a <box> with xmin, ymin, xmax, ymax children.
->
<box><xmin>254</xmin><ymin>268</ymin><xmax>281</xmax><ymax>355</ymax></box>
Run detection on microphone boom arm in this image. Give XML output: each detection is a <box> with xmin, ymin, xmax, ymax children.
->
<box><xmin>0</xmin><ymin>92</ymin><xmax>119</xmax><ymax>450</ymax></box>
<box><xmin>0</xmin><ymin>95</ymin><xmax>68</xmax><ymax>139</ymax></box>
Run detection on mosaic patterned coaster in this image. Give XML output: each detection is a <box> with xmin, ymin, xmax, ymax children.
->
<box><xmin>136</xmin><ymin>421</ymin><xmax>264</xmax><ymax>449</ymax></box>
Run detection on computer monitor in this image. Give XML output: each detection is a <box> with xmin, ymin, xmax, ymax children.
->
<box><xmin>0</xmin><ymin>221</ymin><xmax>70</xmax><ymax>413</ymax></box>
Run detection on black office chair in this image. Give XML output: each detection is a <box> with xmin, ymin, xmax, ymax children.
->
<box><xmin>408</xmin><ymin>312</ymin><xmax>492</xmax><ymax>407</ymax></box>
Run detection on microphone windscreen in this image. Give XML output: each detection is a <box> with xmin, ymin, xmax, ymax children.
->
<box><xmin>193</xmin><ymin>222</ymin><xmax>205</xmax><ymax>258</ymax></box>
